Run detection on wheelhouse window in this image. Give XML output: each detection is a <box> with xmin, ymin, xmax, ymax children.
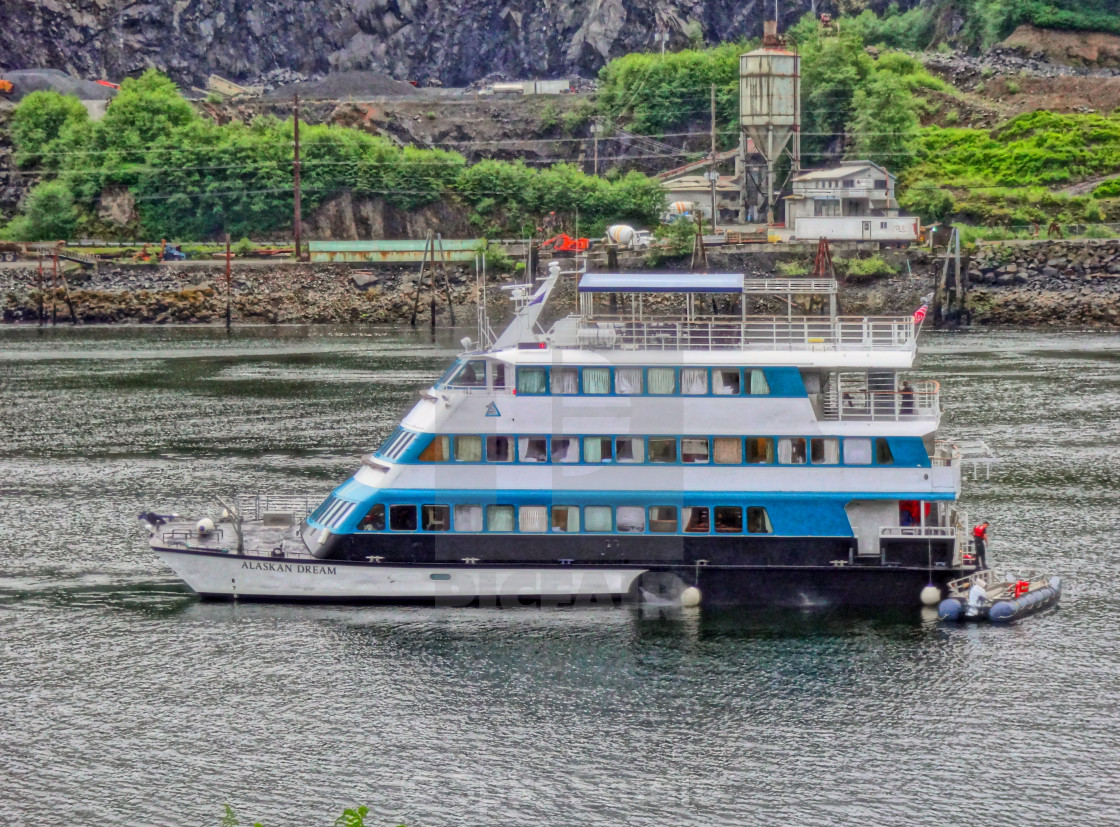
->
<box><xmin>615</xmin><ymin>367</ymin><xmax>643</xmax><ymax>395</ymax></box>
<box><xmin>584</xmin><ymin>506</ymin><xmax>613</xmax><ymax>532</ymax></box>
<box><xmin>647</xmin><ymin>367</ymin><xmax>677</xmax><ymax>395</ymax></box>
<box><xmin>811</xmin><ymin>437</ymin><xmax>840</xmax><ymax>464</ymax></box>
<box><xmin>519</xmin><ymin>506</ymin><xmax>548</xmax><ymax>533</ymax></box>
<box><xmin>418</xmin><ymin>435</ymin><xmax>449</xmax><ymax>462</ymax></box>
<box><xmin>844</xmin><ymin>437</ymin><xmax>872</xmax><ymax>465</ymax></box>
<box><xmin>486</xmin><ymin>505</ymin><xmax>515</xmax><ymax>532</ymax></box>
<box><xmin>551</xmin><ymin>436</ymin><xmax>579</xmax><ymax>463</ymax></box>
<box><xmin>389</xmin><ymin>505</ymin><xmax>417</xmax><ymax>531</ymax></box>
<box><xmin>551</xmin><ymin>506</ymin><xmax>580</xmax><ymax>532</ymax></box>
<box><xmin>454</xmin><ymin>505</ymin><xmax>483</xmax><ymax>532</ymax></box>
<box><xmin>358</xmin><ymin>504</ymin><xmax>385</xmax><ymax>531</ymax></box>
<box><xmin>551</xmin><ymin>367</ymin><xmax>579</xmax><ymax>395</ymax></box>
<box><xmin>683</xmin><ymin>507</ymin><xmax>710</xmax><ymax>533</ymax></box>
<box><xmin>746</xmin><ymin>437</ymin><xmax>773</xmax><ymax>464</ymax></box>
<box><xmin>443</xmin><ymin>359</ymin><xmax>486</xmax><ymax>388</ymax></box>
<box><xmin>714</xmin><ymin>506</ymin><xmax>743</xmax><ymax>533</ymax></box>
<box><xmin>778</xmin><ymin>437</ymin><xmax>807</xmax><ymax>465</ymax></box>
<box><xmin>583</xmin><ymin>367</ymin><xmax>611</xmax><ymax>394</ymax></box>
<box><xmin>583</xmin><ymin>436</ymin><xmax>613</xmax><ymax>463</ymax></box>
<box><xmin>681</xmin><ymin>368</ymin><xmax>708</xmax><ymax>395</ymax></box>
<box><xmin>714</xmin><ymin>437</ymin><xmax>742</xmax><ymax>464</ymax></box>
<box><xmin>681</xmin><ymin>437</ymin><xmax>710</xmax><ymax>463</ymax></box>
<box><xmin>455</xmin><ymin>435</ymin><xmax>482</xmax><ymax>462</ymax></box>
<box><xmin>748</xmin><ymin>369</ymin><xmax>770</xmax><ymax>395</ymax></box>
<box><xmin>649</xmin><ymin>506</ymin><xmax>678</xmax><ymax>533</ymax></box>
<box><xmin>713</xmin><ymin>369</ymin><xmax>741</xmax><ymax>395</ymax></box>
<box><xmin>486</xmin><ymin>435</ymin><xmax>512</xmax><ymax>462</ymax></box>
<box><xmin>617</xmin><ymin>506</ymin><xmax>646</xmax><ymax>532</ymax></box>
<box><xmin>421</xmin><ymin>504</ymin><xmax>450</xmax><ymax>531</ymax></box>
<box><xmin>747</xmin><ymin>506</ymin><xmax>773</xmax><ymax>534</ymax></box>
<box><xmin>516</xmin><ymin>366</ymin><xmax>548</xmax><ymax>394</ymax></box>
<box><xmin>649</xmin><ymin>438</ymin><xmax>677</xmax><ymax>463</ymax></box>
<box><xmin>518</xmin><ymin>436</ymin><xmax>548</xmax><ymax>462</ymax></box>
<box><xmin>492</xmin><ymin>363</ymin><xmax>508</xmax><ymax>390</ymax></box>
<box><xmin>616</xmin><ymin>436</ymin><xmax>645</xmax><ymax>463</ymax></box>
<box><xmin>876</xmin><ymin>438</ymin><xmax>894</xmax><ymax>465</ymax></box>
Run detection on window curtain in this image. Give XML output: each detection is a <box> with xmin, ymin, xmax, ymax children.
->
<box><xmin>517</xmin><ymin>368</ymin><xmax>547</xmax><ymax>394</ymax></box>
<box><xmin>681</xmin><ymin>368</ymin><xmax>708</xmax><ymax>395</ymax></box>
<box><xmin>454</xmin><ymin>505</ymin><xmax>482</xmax><ymax>532</ymax></box>
<box><xmin>552</xmin><ymin>437</ymin><xmax>578</xmax><ymax>463</ymax></box>
<box><xmin>583</xmin><ymin>437</ymin><xmax>603</xmax><ymax>463</ymax></box>
<box><xmin>648</xmin><ymin>367</ymin><xmax>676</xmax><ymax>395</ymax></box>
<box><xmin>519</xmin><ymin>506</ymin><xmax>547</xmax><ymax>532</ymax></box>
<box><xmin>617</xmin><ymin>437</ymin><xmax>644</xmax><ymax>463</ymax></box>
<box><xmin>616</xmin><ymin>506</ymin><xmax>645</xmax><ymax>532</ymax></box>
<box><xmin>749</xmin><ymin>370</ymin><xmax>770</xmax><ymax>395</ymax></box>
<box><xmin>714</xmin><ymin>437</ymin><xmax>741</xmax><ymax>464</ymax></box>
<box><xmin>682</xmin><ymin>438</ymin><xmax>709</xmax><ymax>463</ymax></box>
<box><xmin>518</xmin><ymin>437</ymin><xmax>547</xmax><ymax>462</ymax></box>
<box><xmin>819</xmin><ymin>438</ymin><xmax>839</xmax><ymax>464</ymax></box>
<box><xmin>585</xmin><ymin>506</ymin><xmax>612</xmax><ymax>532</ymax></box>
<box><xmin>715</xmin><ymin>370</ymin><xmax>740</xmax><ymax>395</ymax></box>
<box><xmin>552</xmin><ymin>507</ymin><xmax>579</xmax><ymax>532</ymax></box>
<box><xmin>844</xmin><ymin>438</ymin><xmax>872</xmax><ymax>465</ymax></box>
<box><xmin>455</xmin><ymin>436</ymin><xmax>482</xmax><ymax>462</ymax></box>
<box><xmin>552</xmin><ymin>368</ymin><xmax>579</xmax><ymax>394</ymax></box>
<box><xmin>615</xmin><ymin>367</ymin><xmax>642</xmax><ymax>395</ymax></box>
<box><xmin>778</xmin><ymin>438</ymin><xmax>793</xmax><ymax>464</ymax></box>
<box><xmin>583</xmin><ymin>368</ymin><xmax>610</xmax><ymax>394</ymax></box>
<box><xmin>487</xmin><ymin>505</ymin><xmax>514</xmax><ymax>531</ymax></box>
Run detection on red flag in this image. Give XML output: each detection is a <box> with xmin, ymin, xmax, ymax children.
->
<box><xmin>912</xmin><ymin>304</ymin><xmax>928</xmax><ymax>324</ymax></box>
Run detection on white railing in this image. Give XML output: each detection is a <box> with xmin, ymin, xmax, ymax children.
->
<box><xmin>879</xmin><ymin>526</ymin><xmax>956</xmax><ymax>538</ymax></box>
<box><xmin>547</xmin><ymin>315</ymin><xmax>916</xmax><ymax>353</ymax></box>
<box><xmin>822</xmin><ymin>379</ymin><xmax>939</xmax><ymax>422</ymax></box>
<box><xmin>235</xmin><ymin>493</ymin><xmax>322</xmax><ymax>521</ymax></box>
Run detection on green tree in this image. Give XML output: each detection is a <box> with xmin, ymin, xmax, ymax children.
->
<box><xmin>799</xmin><ymin>34</ymin><xmax>873</xmax><ymax>160</ymax></box>
<box><xmin>899</xmin><ymin>180</ymin><xmax>954</xmax><ymax>222</ymax></box>
<box><xmin>10</xmin><ymin>91</ymin><xmax>89</xmax><ymax>168</ymax></box>
<box><xmin>15</xmin><ymin>180</ymin><xmax>79</xmax><ymax>241</ymax></box>
<box><xmin>845</xmin><ymin>72</ymin><xmax>920</xmax><ymax>170</ymax></box>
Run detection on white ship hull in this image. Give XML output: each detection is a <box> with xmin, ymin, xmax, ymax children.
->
<box><xmin>154</xmin><ymin>548</ymin><xmax>645</xmax><ymax>603</ymax></box>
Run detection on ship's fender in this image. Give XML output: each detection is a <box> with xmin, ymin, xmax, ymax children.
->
<box><xmin>989</xmin><ymin>577</ymin><xmax>1062</xmax><ymax>623</ymax></box>
<box><xmin>937</xmin><ymin>597</ymin><xmax>964</xmax><ymax>621</ymax></box>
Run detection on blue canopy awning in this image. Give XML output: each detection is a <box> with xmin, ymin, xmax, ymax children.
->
<box><xmin>578</xmin><ymin>273</ymin><xmax>744</xmax><ymax>294</ymax></box>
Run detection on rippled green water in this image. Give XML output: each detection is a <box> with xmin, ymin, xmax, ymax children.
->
<box><xmin>1</xmin><ymin>325</ymin><xmax>1118</xmax><ymax>825</ymax></box>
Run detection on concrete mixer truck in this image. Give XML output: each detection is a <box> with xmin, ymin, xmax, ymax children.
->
<box><xmin>604</xmin><ymin>224</ymin><xmax>652</xmax><ymax>250</ymax></box>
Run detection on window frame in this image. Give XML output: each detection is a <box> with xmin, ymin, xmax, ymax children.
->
<box><xmin>421</xmin><ymin>504</ymin><xmax>451</xmax><ymax>532</ymax></box>
<box><xmin>388</xmin><ymin>504</ymin><xmax>418</xmax><ymax>532</ymax></box>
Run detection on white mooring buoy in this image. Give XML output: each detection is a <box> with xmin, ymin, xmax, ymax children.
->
<box><xmin>920</xmin><ymin>585</ymin><xmax>942</xmax><ymax>606</ymax></box>
<box><xmin>679</xmin><ymin>586</ymin><xmax>702</xmax><ymax>608</ymax></box>
<box><xmin>197</xmin><ymin>517</ymin><xmax>216</xmax><ymax>536</ymax></box>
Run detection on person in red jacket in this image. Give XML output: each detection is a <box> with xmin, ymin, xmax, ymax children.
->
<box><xmin>972</xmin><ymin>521</ymin><xmax>990</xmax><ymax>567</ymax></box>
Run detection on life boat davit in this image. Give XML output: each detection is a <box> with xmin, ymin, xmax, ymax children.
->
<box><xmin>938</xmin><ymin>571</ymin><xmax>1061</xmax><ymax>622</ymax></box>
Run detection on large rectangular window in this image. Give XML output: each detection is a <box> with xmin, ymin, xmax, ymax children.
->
<box><xmin>519</xmin><ymin>506</ymin><xmax>548</xmax><ymax>533</ymax></box>
<box><xmin>616</xmin><ymin>506</ymin><xmax>645</xmax><ymax>532</ymax></box>
<box><xmin>681</xmin><ymin>437</ymin><xmax>710</xmax><ymax>463</ymax></box>
<box><xmin>615</xmin><ymin>367</ymin><xmax>643</xmax><ymax>395</ymax></box>
<box><xmin>551</xmin><ymin>506</ymin><xmax>580</xmax><ymax>533</ymax></box>
<box><xmin>844</xmin><ymin>437</ymin><xmax>872</xmax><ymax>465</ymax></box>
<box><xmin>746</xmin><ymin>437</ymin><xmax>774</xmax><ymax>464</ymax></box>
<box><xmin>583</xmin><ymin>367</ymin><xmax>611</xmax><ymax>394</ymax></box>
<box><xmin>647</xmin><ymin>367</ymin><xmax>677</xmax><ymax>395</ymax></box>
<box><xmin>778</xmin><ymin>437</ymin><xmax>807</xmax><ymax>465</ymax></box>
<box><xmin>421</xmin><ymin>504</ymin><xmax>450</xmax><ymax>531</ymax></box>
<box><xmin>683</xmin><ymin>507</ymin><xmax>710</xmax><ymax>533</ymax></box>
<box><xmin>649</xmin><ymin>438</ymin><xmax>677</xmax><ymax>463</ymax></box>
<box><xmin>486</xmin><ymin>435</ymin><xmax>512</xmax><ymax>462</ymax></box>
<box><xmin>714</xmin><ymin>506</ymin><xmax>743</xmax><ymax>533</ymax></box>
<box><xmin>518</xmin><ymin>436</ymin><xmax>548</xmax><ymax>463</ymax></box>
<box><xmin>584</xmin><ymin>506</ymin><xmax>613</xmax><ymax>532</ymax></box>
<box><xmin>443</xmin><ymin>359</ymin><xmax>486</xmax><ymax>388</ymax></box>
<box><xmin>389</xmin><ymin>504</ymin><xmax>417</xmax><ymax>531</ymax></box>
<box><xmin>713</xmin><ymin>369</ymin><xmax>741</xmax><ymax>395</ymax></box>
<box><xmin>486</xmin><ymin>505</ymin><xmax>515</xmax><ymax>532</ymax></box>
<box><xmin>551</xmin><ymin>436</ymin><xmax>579</xmax><ymax>463</ymax></box>
<box><xmin>681</xmin><ymin>368</ymin><xmax>708</xmax><ymax>395</ymax></box>
<box><xmin>583</xmin><ymin>436</ymin><xmax>613</xmax><ymax>463</ymax></box>
<box><xmin>616</xmin><ymin>437</ymin><xmax>645</xmax><ymax>463</ymax></box>
<box><xmin>516</xmin><ymin>367</ymin><xmax>548</xmax><ymax>394</ymax></box>
<box><xmin>714</xmin><ymin>437</ymin><xmax>742</xmax><ymax>464</ymax></box>
<box><xmin>551</xmin><ymin>367</ymin><xmax>579</xmax><ymax>395</ymax></box>
<box><xmin>649</xmin><ymin>506</ymin><xmax>678</xmax><ymax>533</ymax></box>
<box><xmin>455</xmin><ymin>435</ymin><xmax>482</xmax><ymax>462</ymax></box>
<box><xmin>811</xmin><ymin>437</ymin><xmax>840</xmax><ymax>465</ymax></box>
<box><xmin>418</xmin><ymin>435</ymin><xmax>449</xmax><ymax>462</ymax></box>
<box><xmin>454</xmin><ymin>505</ymin><xmax>483</xmax><ymax>532</ymax></box>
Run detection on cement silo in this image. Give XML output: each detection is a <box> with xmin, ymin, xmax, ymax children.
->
<box><xmin>740</xmin><ymin>21</ymin><xmax>801</xmax><ymax>224</ymax></box>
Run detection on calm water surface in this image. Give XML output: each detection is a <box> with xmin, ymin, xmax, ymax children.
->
<box><xmin>1</xmin><ymin>325</ymin><xmax>1118</xmax><ymax>826</ymax></box>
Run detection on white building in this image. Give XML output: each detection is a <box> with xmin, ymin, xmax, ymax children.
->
<box><xmin>785</xmin><ymin>160</ymin><xmax>916</xmax><ymax>242</ymax></box>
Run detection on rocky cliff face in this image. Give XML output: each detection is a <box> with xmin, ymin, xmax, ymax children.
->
<box><xmin>0</xmin><ymin>0</ymin><xmax>911</xmax><ymax>87</ymax></box>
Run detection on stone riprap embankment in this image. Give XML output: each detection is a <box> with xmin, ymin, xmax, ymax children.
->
<box><xmin>966</xmin><ymin>239</ymin><xmax>1120</xmax><ymax>326</ymax></box>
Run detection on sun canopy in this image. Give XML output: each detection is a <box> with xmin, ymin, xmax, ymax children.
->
<box><xmin>578</xmin><ymin>273</ymin><xmax>744</xmax><ymax>294</ymax></box>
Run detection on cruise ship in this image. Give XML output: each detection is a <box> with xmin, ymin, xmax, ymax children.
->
<box><xmin>146</xmin><ymin>261</ymin><xmax>974</xmax><ymax>608</ymax></box>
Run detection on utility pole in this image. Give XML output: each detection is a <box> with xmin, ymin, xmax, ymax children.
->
<box><xmin>51</xmin><ymin>249</ymin><xmax>58</xmax><ymax>326</ymax></box>
<box><xmin>37</xmin><ymin>254</ymin><xmax>44</xmax><ymax>327</ymax></box>
<box><xmin>590</xmin><ymin>121</ymin><xmax>602</xmax><ymax>176</ymax></box>
<box><xmin>293</xmin><ymin>94</ymin><xmax>302</xmax><ymax>262</ymax></box>
<box><xmin>710</xmin><ymin>83</ymin><xmax>718</xmax><ymax>233</ymax></box>
<box><xmin>225</xmin><ymin>233</ymin><xmax>232</xmax><ymax>332</ymax></box>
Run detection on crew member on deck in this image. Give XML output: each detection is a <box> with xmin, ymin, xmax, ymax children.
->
<box><xmin>972</xmin><ymin>521</ymin><xmax>990</xmax><ymax>567</ymax></box>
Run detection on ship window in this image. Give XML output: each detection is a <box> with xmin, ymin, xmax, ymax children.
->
<box><xmin>683</xmin><ymin>507</ymin><xmax>710</xmax><ymax>533</ymax></box>
<box><xmin>648</xmin><ymin>367</ymin><xmax>677</xmax><ymax>395</ymax></box>
<box><xmin>492</xmin><ymin>363</ymin><xmax>508</xmax><ymax>389</ymax></box>
<box><xmin>418</xmin><ymin>435</ymin><xmax>450</xmax><ymax>462</ymax></box>
<box><xmin>617</xmin><ymin>506</ymin><xmax>646</xmax><ymax>533</ymax></box>
<box><xmin>747</xmin><ymin>506</ymin><xmax>773</xmax><ymax>534</ymax></box>
<box><xmin>583</xmin><ymin>367</ymin><xmax>611</xmax><ymax>394</ymax></box>
<box><xmin>876</xmin><ymin>438</ymin><xmax>894</xmax><ymax>465</ymax></box>
<box><xmin>778</xmin><ymin>437</ymin><xmax>807</xmax><ymax>464</ymax></box>
<box><xmin>486</xmin><ymin>505</ymin><xmax>515</xmax><ymax>532</ymax></box>
<box><xmin>714</xmin><ymin>437</ymin><xmax>742</xmax><ymax>464</ymax></box>
<box><xmin>615</xmin><ymin>367</ymin><xmax>643</xmax><ymax>395</ymax></box>
<box><xmin>681</xmin><ymin>437</ymin><xmax>710</xmax><ymax>463</ymax></box>
<box><xmin>649</xmin><ymin>437</ymin><xmax>677</xmax><ymax>463</ymax></box>
<box><xmin>518</xmin><ymin>436</ymin><xmax>548</xmax><ymax>462</ymax></box>
<box><xmin>583</xmin><ymin>436</ymin><xmax>613</xmax><ymax>463</ymax></box>
<box><xmin>844</xmin><ymin>437</ymin><xmax>872</xmax><ymax>465</ymax></box>
<box><xmin>714</xmin><ymin>506</ymin><xmax>743</xmax><ymax>533</ymax></box>
<box><xmin>551</xmin><ymin>436</ymin><xmax>579</xmax><ymax>463</ymax></box>
<box><xmin>811</xmin><ymin>437</ymin><xmax>840</xmax><ymax>464</ymax></box>
<box><xmin>454</xmin><ymin>435</ymin><xmax>482</xmax><ymax>462</ymax></box>
<box><xmin>486</xmin><ymin>435</ymin><xmax>512</xmax><ymax>462</ymax></box>
<box><xmin>358</xmin><ymin>504</ymin><xmax>385</xmax><ymax>531</ymax></box>
<box><xmin>421</xmin><ymin>504</ymin><xmax>450</xmax><ymax>532</ymax></box>
<box><xmin>551</xmin><ymin>367</ymin><xmax>579</xmax><ymax>395</ymax></box>
<box><xmin>519</xmin><ymin>505</ymin><xmax>548</xmax><ymax>533</ymax></box>
<box><xmin>748</xmin><ymin>369</ymin><xmax>770</xmax><ymax>395</ymax></box>
<box><xmin>551</xmin><ymin>506</ymin><xmax>580</xmax><ymax>533</ymax></box>
<box><xmin>649</xmin><ymin>506</ymin><xmax>678</xmax><ymax>533</ymax></box>
<box><xmin>616</xmin><ymin>436</ymin><xmax>644</xmax><ymax>463</ymax></box>
<box><xmin>516</xmin><ymin>366</ymin><xmax>548</xmax><ymax>394</ymax></box>
<box><xmin>445</xmin><ymin>359</ymin><xmax>486</xmax><ymax>387</ymax></box>
<box><xmin>389</xmin><ymin>505</ymin><xmax>417</xmax><ymax>531</ymax></box>
<box><xmin>746</xmin><ymin>437</ymin><xmax>773</xmax><ymax>464</ymax></box>
<box><xmin>454</xmin><ymin>504</ymin><xmax>483</xmax><ymax>532</ymax></box>
<box><xmin>584</xmin><ymin>506</ymin><xmax>613</xmax><ymax>532</ymax></box>
<box><xmin>681</xmin><ymin>368</ymin><xmax>708</xmax><ymax>395</ymax></box>
<box><xmin>714</xmin><ymin>369</ymin><xmax>741</xmax><ymax>395</ymax></box>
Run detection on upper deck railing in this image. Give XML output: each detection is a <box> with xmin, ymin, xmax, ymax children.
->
<box><xmin>546</xmin><ymin>314</ymin><xmax>916</xmax><ymax>353</ymax></box>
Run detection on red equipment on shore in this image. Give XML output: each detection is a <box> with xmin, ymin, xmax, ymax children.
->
<box><xmin>540</xmin><ymin>233</ymin><xmax>590</xmax><ymax>253</ymax></box>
